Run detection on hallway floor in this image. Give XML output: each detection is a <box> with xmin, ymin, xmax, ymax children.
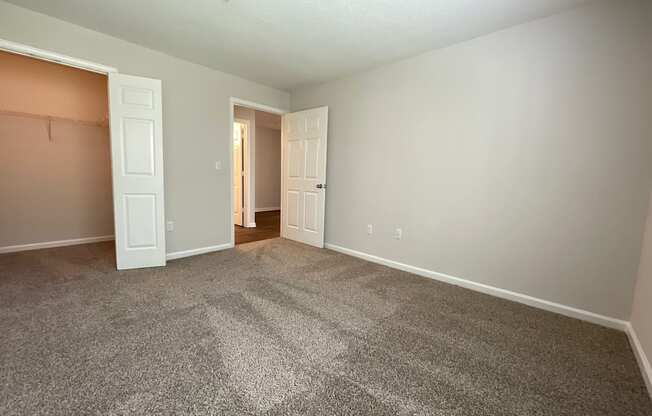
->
<box><xmin>235</xmin><ymin>210</ymin><xmax>280</xmax><ymax>245</ymax></box>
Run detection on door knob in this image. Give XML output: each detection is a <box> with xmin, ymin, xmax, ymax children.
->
<box><xmin>316</xmin><ymin>184</ymin><xmax>327</xmax><ymax>189</ymax></box>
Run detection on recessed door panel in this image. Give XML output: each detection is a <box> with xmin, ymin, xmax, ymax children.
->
<box><xmin>287</xmin><ymin>190</ymin><xmax>300</xmax><ymax>229</ymax></box>
<box><xmin>122</xmin><ymin>118</ymin><xmax>155</xmax><ymax>176</ymax></box>
<box><xmin>288</xmin><ymin>140</ymin><xmax>303</xmax><ymax>178</ymax></box>
<box><xmin>304</xmin><ymin>138</ymin><xmax>319</xmax><ymax>179</ymax></box>
<box><xmin>121</xmin><ymin>86</ymin><xmax>154</xmax><ymax>108</ymax></box>
<box><xmin>306</xmin><ymin>116</ymin><xmax>321</xmax><ymax>136</ymax></box>
<box><xmin>124</xmin><ymin>194</ymin><xmax>157</xmax><ymax>248</ymax></box>
<box><xmin>303</xmin><ymin>192</ymin><xmax>318</xmax><ymax>232</ymax></box>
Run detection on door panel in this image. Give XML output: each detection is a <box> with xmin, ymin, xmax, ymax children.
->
<box><xmin>281</xmin><ymin>107</ymin><xmax>328</xmax><ymax>248</ymax></box>
<box><xmin>109</xmin><ymin>73</ymin><xmax>166</xmax><ymax>270</ymax></box>
<box><xmin>124</xmin><ymin>194</ymin><xmax>157</xmax><ymax>248</ymax></box>
<box><xmin>286</xmin><ymin>190</ymin><xmax>300</xmax><ymax>228</ymax></box>
<box><xmin>122</xmin><ymin>118</ymin><xmax>155</xmax><ymax>175</ymax></box>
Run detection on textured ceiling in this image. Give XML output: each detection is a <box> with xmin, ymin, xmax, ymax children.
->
<box><xmin>5</xmin><ymin>0</ymin><xmax>590</xmax><ymax>90</ymax></box>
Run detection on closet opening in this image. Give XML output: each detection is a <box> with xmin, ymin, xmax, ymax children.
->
<box><xmin>0</xmin><ymin>50</ymin><xmax>115</xmax><ymax>264</ymax></box>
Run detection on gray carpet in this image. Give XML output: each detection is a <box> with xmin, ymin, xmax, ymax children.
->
<box><xmin>0</xmin><ymin>238</ymin><xmax>650</xmax><ymax>415</ymax></box>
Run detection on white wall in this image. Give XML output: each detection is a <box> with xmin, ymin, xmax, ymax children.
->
<box><xmin>632</xmin><ymin>193</ymin><xmax>652</xmax><ymax>388</ymax></box>
<box><xmin>0</xmin><ymin>1</ymin><xmax>290</xmax><ymax>255</ymax></box>
<box><xmin>291</xmin><ymin>0</ymin><xmax>652</xmax><ymax>319</ymax></box>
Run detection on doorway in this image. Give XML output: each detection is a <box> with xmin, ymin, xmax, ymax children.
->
<box><xmin>232</xmin><ymin>103</ymin><xmax>283</xmax><ymax>245</ymax></box>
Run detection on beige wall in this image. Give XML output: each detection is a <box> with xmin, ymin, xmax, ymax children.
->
<box><xmin>255</xmin><ymin>125</ymin><xmax>281</xmax><ymax>210</ymax></box>
<box><xmin>0</xmin><ymin>51</ymin><xmax>113</xmax><ymax>247</ymax></box>
<box><xmin>632</xmin><ymin>194</ymin><xmax>652</xmax><ymax>384</ymax></box>
<box><xmin>0</xmin><ymin>1</ymin><xmax>290</xmax><ymax>254</ymax></box>
<box><xmin>291</xmin><ymin>0</ymin><xmax>652</xmax><ymax>319</ymax></box>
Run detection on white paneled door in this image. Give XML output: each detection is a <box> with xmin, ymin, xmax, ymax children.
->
<box><xmin>108</xmin><ymin>73</ymin><xmax>166</xmax><ymax>270</ymax></box>
<box><xmin>281</xmin><ymin>107</ymin><xmax>328</xmax><ymax>248</ymax></box>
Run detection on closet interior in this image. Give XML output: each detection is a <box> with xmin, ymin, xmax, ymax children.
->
<box><xmin>0</xmin><ymin>50</ymin><xmax>114</xmax><ymax>253</ymax></box>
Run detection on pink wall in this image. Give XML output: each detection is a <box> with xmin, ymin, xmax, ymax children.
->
<box><xmin>0</xmin><ymin>50</ymin><xmax>107</xmax><ymax>122</ymax></box>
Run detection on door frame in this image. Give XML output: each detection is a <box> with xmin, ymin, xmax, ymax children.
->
<box><xmin>229</xmin><ymin>98</ymin><xmax>286</xmax><ymax>246</ymax></box>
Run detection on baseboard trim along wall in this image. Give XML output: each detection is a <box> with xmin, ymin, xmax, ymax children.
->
<box><xmin>626</xmin><ymin>323</ymin><xmax>652</xmax><ymax>398</ymax></box>
<box><xmin>166</xmin><ymin>243</ymin><xmax>234</xmax><ymax>261</ymax></box>
<box><xmin>324</xmin><ymin>243</ymin><xmax>628</xmax><ymax>331</ymax></box>
<box><xmin>255</xmin><ymin>207</ymin><xmax>281</xmax><ymax>212</ymax></box>
<box><xmin>0</xmin><ymin>235</ymin><xmax>115</xmax><ymax>254</ymax></box>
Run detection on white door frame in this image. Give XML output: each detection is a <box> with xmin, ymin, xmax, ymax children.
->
<box><xmin>229</xmin><ymin>98</ymin><xmax>286</xmax><ymax>245</ymax></box>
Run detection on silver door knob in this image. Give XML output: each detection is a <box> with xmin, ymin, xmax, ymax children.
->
<box><xmin>316</xmin><ymin>184</ymin><xmax>327</xmax><ymax>189</ymax></box>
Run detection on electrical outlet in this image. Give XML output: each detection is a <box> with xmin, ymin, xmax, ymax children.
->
<box><xmin>215</xmin><ymin>160</ymin><xmax>222</xmax><ymax>170</ymax></box>
<box><xmin>166</xmin><ymin>221</ymin><xmax>174</xmax><ymax>232</ymax></box>
<box><xmin>367</xmin><ymin>224</ymin><xmax>373</xmax><ymax>235</ymax></box>
<box><xmin>394</xmin><ymin>228</ymin><xmax>402</xmax><ymax>240</ymax></box>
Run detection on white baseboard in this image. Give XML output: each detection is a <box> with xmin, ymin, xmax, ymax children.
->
<box><xmin>166</xmin><ymin>243</ymin><xmax>233</xmax><ymax>261</ymax></box>
<box><xmin>626</xmin><ymin>323</ymin><xmax>652</xmax><ymax>398</ymax></box>
<box><xmin>325</xmin><ymin>243</ymin><xmax>628</xmax><ymax>331</ymax></box>
<box><xmin>255</xmin><ymin>207</ymin><xmax>280</xmax><ymax>213</ymax></box>
<box><xmin>0</xmin><ymin>235</ymin><xmax>115</xmax><ymax>254</ymax></box>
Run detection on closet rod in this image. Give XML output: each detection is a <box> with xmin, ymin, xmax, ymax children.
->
<box><xmin>0</xmin><ymin>109</ymin><xmax>108</xmax><ymax>128</ymax></box>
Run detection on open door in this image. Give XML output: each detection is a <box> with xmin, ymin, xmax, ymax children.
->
<box><xmin>108</xmin><ymin>73</ymin><xmax>166</xmax><ymax>270</ymax></box>
<box><xmin>281</xmin><ymin>107</ymin><xmax>328</xmax><ymax>248</ymax></box>
<box><xmin>233</xmin><ymin>121</ymin><xmax>244</xmax><ymax>226</ymax></box>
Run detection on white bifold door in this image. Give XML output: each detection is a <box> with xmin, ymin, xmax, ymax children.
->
<box><xmin>281</xmin><ymin>107</ymin><xmax>328</xmax><ymax>248</ymax></box>
<box><xmin>108</xmin><ymin>73</ymin><xmax>166</xmax><ymax>270</ymax></box>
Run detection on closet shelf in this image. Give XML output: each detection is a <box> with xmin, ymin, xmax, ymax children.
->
<box><xmin>0</xmin><ymin>109</ymin><xmax>108</xmax><ymax>128</ymax></box>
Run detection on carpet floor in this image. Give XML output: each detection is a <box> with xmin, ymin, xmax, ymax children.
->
<box><xmin>0</xmin><ymin>239</ymin><xmax>650</xmax><ymax>415</ymax></box>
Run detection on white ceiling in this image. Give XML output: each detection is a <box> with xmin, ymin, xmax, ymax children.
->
<box><xmin>6</xmin><ymin>0</ymin><xmax>590</xmax><ymax>90</ymax></box>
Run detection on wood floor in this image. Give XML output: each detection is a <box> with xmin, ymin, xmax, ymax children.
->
<box><xmin>235</xmin><ymin>210</ymin><xmax>280</xmax><ymax>245</ymax></box>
